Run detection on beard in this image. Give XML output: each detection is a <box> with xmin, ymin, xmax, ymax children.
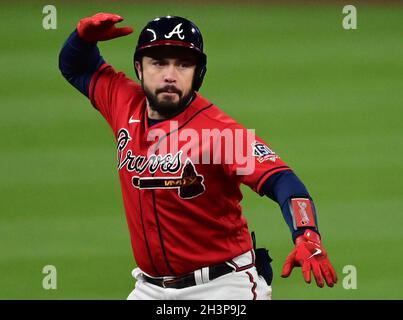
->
<box><xmin>142</xmin><ymin>82</ymin><xmax>194</xmax><ymax>118</ymax></box>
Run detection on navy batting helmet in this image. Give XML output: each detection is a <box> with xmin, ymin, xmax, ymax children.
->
<box><xmin>134</xmin><ymin>16</ymin><xmax>207</xmax><ymax>91</ymax></box>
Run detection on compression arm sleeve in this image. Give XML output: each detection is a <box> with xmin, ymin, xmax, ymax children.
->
<box><xmin>58</xmin><ymin>30</ymin><xmax>105</xmax><ymax>97</ymax></box>
<box><xmin>261</xmin><ymin>170</ymin><xmax>320</xmax><ymax>242</ymax></box>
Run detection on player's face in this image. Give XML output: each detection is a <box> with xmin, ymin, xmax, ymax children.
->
<box><xmin>136</xmin><ymin>46</ymin><xmax>198</xmax><ymax>118</ymax></box>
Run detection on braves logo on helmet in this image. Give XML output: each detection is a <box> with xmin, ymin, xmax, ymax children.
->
<box><xmin>164</xmin><ymin>23</ymin><xmax>185</xmax><ymax>40</ymax></box>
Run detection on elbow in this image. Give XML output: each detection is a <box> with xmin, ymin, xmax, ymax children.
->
<box><xmin>58</xmin><ymin>46</ymin><xmax>82</xmax><ymax>86</ymax></box>
<box><xmin>58</xmin><ymin>47</ymin><xmax>71</xmax><ymax>80</ymax></box>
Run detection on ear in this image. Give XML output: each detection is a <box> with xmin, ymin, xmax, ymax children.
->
<box><xmin>135</xmin><ymin>61</ymin><xmax>143</xmax><ymax>81</ymax></box>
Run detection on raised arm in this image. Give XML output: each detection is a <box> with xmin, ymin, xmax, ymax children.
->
<box><xmin>58</xmin><ymin>13</ymin><xmax>133</xmax><ymax>97</ymax></box>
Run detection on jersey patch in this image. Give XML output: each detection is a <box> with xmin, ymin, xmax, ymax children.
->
<box><xmin>290</xmin><ymin>198</ymin><xmax>316</xmax><ymax>229</ymax></box>
<box><xmin>252</xmin><ymin>141</ymin><xmax>279</xmax><ymax>163</ymax></box>
<box><xmin>132</xmin><ymin>160</ymin><xmax>205</xmax><ymax>199</ymax></box>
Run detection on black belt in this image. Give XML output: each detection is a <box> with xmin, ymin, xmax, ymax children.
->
<box><xmin>143</xmin><ymin>263</ymin><xmax>234</xmax><ymax>289</ymax></box>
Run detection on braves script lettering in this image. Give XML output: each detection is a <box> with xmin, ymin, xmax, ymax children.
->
<box><xmin>117</xmin><ymin>128</ymin><xmax>182</xmax><ymax>174</ymax></box>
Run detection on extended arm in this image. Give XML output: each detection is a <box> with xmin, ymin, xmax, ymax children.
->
<box><xmin>261</xmin><ymin>170</ymin><xmax>317</xmax><ymax>241</ymax></box>
<box><xmin>261</xmin><ymin>171</ymin><xmax>337</xmax><ymax>287</ymax></box>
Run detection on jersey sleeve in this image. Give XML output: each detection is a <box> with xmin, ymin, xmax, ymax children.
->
<box><xmin>222</xmin><ymin>123</ymin><xmax>292</xmax><ymax>194</ymax></box>
<box><xmin>89</xmin><ymin>63</ymin><xmax>143</xmax><ymax>130</ymax></box>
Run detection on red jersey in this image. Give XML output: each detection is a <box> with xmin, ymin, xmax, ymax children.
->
<box><xmin>89</xmin><ymin>63</ymin><xmax>291</xmax><ymax>276</ymax></box>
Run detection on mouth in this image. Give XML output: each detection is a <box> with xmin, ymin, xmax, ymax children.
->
<box><xmin>160</xmin><ymin>92</ymin><xmax>178</xmax><ymax>98</ymax></box>
<box><xmin>160</xmin><ymin>91</ymin><xmax>178</xmax><ymax>95</ymax></box>
<box><xmin>156</xmin><ymin>86</ymin><xmax>182</xmax><ymax>96</ymax></box>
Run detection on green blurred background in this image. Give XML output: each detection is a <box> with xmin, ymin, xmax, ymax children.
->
<box><xmin>0</xmin><ymin>0</ymin><xmax>402</xmax><ymax>299</ymax></box>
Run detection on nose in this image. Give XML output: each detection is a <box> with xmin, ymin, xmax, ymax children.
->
<box><xmin>163</xmin><ymin>64</ymin><xmax>177</xmax><ymax>83</ymax></box>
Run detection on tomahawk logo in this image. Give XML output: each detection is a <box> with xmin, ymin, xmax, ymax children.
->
<box><xmin>164</xmin><ymin>23</ymin><xmax>185</xmax><ymax>40</ymax></box>
<box><xmin>132</xmin><ymin>160</ymin><xmax>205</xmax><ymax>199</ymax></box>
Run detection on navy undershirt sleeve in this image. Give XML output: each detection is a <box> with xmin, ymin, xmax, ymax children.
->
<box><xmin>261</xmin><ymin>170</ymin><xmax>320</xmax><ymax>242</ymax></box>
<box><xmin>58</xmin><ymin>30</ymin><xmax>105</xmax><ymax>97</ymax></box>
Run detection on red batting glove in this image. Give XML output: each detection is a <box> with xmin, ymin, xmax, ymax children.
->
<box><xmin>281</xmin><ymin>229</ymin><xmax>337</xmax><ymax>288</ymax></box>
<box><xmin>77</xmin><ymin>12</ymin><xmax>133</xmax><ymax>43</ymax></box>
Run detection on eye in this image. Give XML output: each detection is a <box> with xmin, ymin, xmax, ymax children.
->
<box><xmin>152</xmin><ymin>60</ymin><xmax>165</xmax><ymax>67</ymax></box>
<box><xmin>178</xmin><ymin>61</ymin><xmax>194</xmax><ymax>69</ymax></box>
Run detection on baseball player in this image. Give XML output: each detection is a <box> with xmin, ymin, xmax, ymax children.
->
<box><xmin>59</xmin><ymin>13</ymin><xmax>337</xmax><ymax>300</ymax></box>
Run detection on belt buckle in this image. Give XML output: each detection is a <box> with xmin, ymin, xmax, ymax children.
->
<box><xmin>162</xmin><ymin>278</ymin><xmax>176</xmax><ymax>288</ymax></box>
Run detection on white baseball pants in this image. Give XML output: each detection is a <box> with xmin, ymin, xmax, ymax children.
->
<box><xmin>127</xmin><ymin>250</ymin><xmax>272</xmax><ymax>300</ymax></box>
